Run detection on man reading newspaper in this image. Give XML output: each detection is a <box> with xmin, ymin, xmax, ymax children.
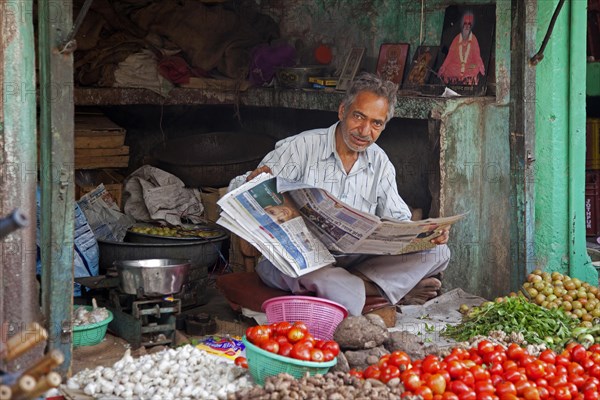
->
<box><xmin>227</xmin><ymin>72</ymin><xmax>451</xmax><ymax>316</ymax></box>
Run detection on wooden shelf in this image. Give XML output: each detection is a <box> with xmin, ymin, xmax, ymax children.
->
<box><xmin>74</xmin><ymin>86</ymin><xmax>495</xmax><ymax>120</ymax></box>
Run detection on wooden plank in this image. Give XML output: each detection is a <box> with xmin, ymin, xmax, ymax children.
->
<box><xmin>75</xmin><ymin>146</ymin><xmax>129</xmax><ymax>157</ymax></box>
<box><xmin>75</xmin><ymin>156</ymin><xmax>129</xmax><ymax>169</ymax></box>
<box><xmin>74</xmin><ymin>132</ymin><xmax>125</xmax><ymax>149</ymax></box>
<box><xmin>74</xmin><ymin>114</ymin><xmax>126</xmax><ymax>133</ymax></box>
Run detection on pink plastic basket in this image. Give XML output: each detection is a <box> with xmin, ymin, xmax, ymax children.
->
<box><xmin>262</xmin><ymin>296</ymin><xmax>348</xmax><ymax>340</ymax></box>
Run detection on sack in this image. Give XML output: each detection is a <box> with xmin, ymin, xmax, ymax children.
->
<box><xmin>36</xmin><ymin>188</ymin><xmax>99</xmax><ymax>297</ymax></box>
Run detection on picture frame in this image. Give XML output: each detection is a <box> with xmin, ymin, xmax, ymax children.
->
<box><xmin>336</xmin><ymin>47</ymin><xmax>365</xmax><ymax>91</ymax></box>
<box><xmin>432</xmin><ymin>4</ymin><xmax>496</xmax><ymax>96</ymax></box>
<box><xmin>402</xmin><ymin>46</ymin><xmax>440</xmax><ymax>90</ymax></box>
<box><xmin>375</xmin><ymin>43</ymin><xmax>410</xmax><ymax>85</ymax></box>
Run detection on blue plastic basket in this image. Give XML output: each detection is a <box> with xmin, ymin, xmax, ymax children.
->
<box><xmin>242</xmin><ymin>336</ymin><xmax>336</xmax><ymax>386</ymax></box>
<box><xmin>72</xmin><ymin>306</ymin><xmax>113</xmax><ymax>347</ymax></box>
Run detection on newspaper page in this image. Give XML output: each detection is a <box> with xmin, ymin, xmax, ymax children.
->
<box><xmin>218</xmin><ymin>174</ymin><xmax>465</xmax><ymax>278</ymax></box>
<box><xmin>278</xmin><ymin>179</ymin><xmax>465</xmax><ymax>255</ymax></box>
<box><xmin>217</xmin><ymin>174</ymin><xmax>335</xmax><ymax>277</ymax></box>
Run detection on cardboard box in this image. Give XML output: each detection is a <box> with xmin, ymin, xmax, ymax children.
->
<box><xmin>200</xmin><ymin>186</ymin><xmax>228</xmax><ymax>223</ymax></box>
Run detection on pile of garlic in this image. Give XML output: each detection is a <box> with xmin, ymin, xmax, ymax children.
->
<box><xmin>65</xmin><ymin>345</ymin><xmax>254</xmax><ymax>399</ymax></box>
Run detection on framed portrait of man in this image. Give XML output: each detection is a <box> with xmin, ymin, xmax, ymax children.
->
<box><xmin>433</xmin><ymin>4</ymin><xmax>495</xmax><ymax>95</ymax></box>
<box><xmin>375</xmin><ymin>43</ymin><xmax>410</xmax><ymax>85</ymax></box>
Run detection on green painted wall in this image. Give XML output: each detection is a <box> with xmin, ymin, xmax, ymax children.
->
<box><xmin>535</xmin><ymin>0</ymin><xmax>596</xmax><ymax>283</ymax></box>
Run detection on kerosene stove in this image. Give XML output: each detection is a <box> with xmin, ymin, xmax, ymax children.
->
<box><xmin>76</xmin><ymin>259</ymin><xmax>189</xmax><ymax>349</ymax></box>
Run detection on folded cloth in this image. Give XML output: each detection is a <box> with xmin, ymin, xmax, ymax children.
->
<box><xmin>158</xmin><ymin>55</ymin><xmax>208</xmax><ymax>84</ymax></box>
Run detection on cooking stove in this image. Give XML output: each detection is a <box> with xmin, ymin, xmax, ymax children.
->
<box><xmin>75</xmin><ymin>275</ymin><xmax>181</xmax><ymax>349</ymax></box>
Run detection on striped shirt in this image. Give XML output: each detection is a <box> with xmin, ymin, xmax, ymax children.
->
<box><xmin>259</xmin><ymin>122</ymin><xmax>412</xmax><ymax>221</ymax></box>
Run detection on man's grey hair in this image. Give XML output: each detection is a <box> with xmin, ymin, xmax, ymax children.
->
<box><xmin>341</xmin><ymin>72</ymin><xmax>398</xmax><ymax>123</ymax></box>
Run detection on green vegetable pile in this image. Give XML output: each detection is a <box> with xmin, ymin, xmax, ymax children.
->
<box><xmin>443</xmin><ymin>295</ymin><xmax>578</xmax><ymax>348</ymax></box>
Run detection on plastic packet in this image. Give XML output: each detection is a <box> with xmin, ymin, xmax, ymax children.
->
<box><xmin>195</xmin><ymin>335</ymin><xmax>245</xmax><ymax>360</ymax></box>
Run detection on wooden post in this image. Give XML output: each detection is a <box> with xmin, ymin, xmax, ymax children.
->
<box><xmin>38</xmin><ymin>0</ymin><xmax>75</xmax><ymax>374</ymax></box>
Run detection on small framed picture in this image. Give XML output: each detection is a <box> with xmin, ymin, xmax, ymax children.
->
<box><xmin>336</xmin><ymin>47</ymin><xmax>365</xmax><ymax>91</ymax></box>
<box><xmin>375</xmin><ymin>43</ymin><xmax>410</xmax><ymax>85</ymax></box>
<box><xmin>403</xmin><ymin>46</ymin><xmax>440</xmax><ymax>89</ymax></box>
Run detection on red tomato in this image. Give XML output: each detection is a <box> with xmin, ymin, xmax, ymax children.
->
<box><xmin>460</xmin><ymin>370</ymin><xmax>475</xmax><ymax>387</ymax></box>
<box><xmin>290</xmin><ymin>341</ymin><xmax>312</xmax><ymax>361</ymax></box>
<box><xmin>274</xmin><ymin>335</ymin><xmax>289</xmax><ymax>346</ymax></box>
<box><xmin>349</xmin><ymin>368</ymin><xmax>364</xmax><ymax>379</ymax></box>
<box><xmin>314</xmin><ymin>339</ymin><xmax>324</xmax><ymax>349</ymax></box>
<box><xmin>514</xmin><ymin>379</ymin><xmax>533</xmax><ymax>396</ymax></box>
<box><xmin>364</xmin><ymin>364</ymin><xmax>382</xmax><ymax>380</ymax></box>
<box><xmin>378</xmin><ymin>354</ymin><xmax>391</xmax><ymax>368</ymax></box>
<box><xmin>554</xmin><ymin>384</ymin><xmax>573</xmax><ymax>400</ymax></box>
<box><xmin>478</xmin><ymin>340</ymin><xmax>495</xmax><ymax>355</ymax></box>
<box><xmin>403</xmin><ymin>372</ymin><xmax>423</xmax><ymax>392</ymax></box>
<box><xmin>292</xmin><ymin>321</ymin><xmax>309</xmax><ymax>333</ymax></box>
<box><xmin>321</xmin><ymin>349</ymin><xmax>335</xmax><ymax>362</ymax></box>
<box><xmin>278</xmin><ymin>341</ymin><xmax>293</xmax><ymax>357</ymax></box>
<box><xmin>570</xmin><ymin>344</ymin><xmax>588</xmax><ymax>363</ymax></box>
<box><xmin>427</xmin><ymin>373</ymin><xmax>447</xmax><ymax>395</ymax></box>
<box><xmin>234</xmin><ymin>356</ymin><xmax>248</xmax><ymax>368</ymax></box>
<box><xmin>495</xmin><ymin>381</ymin><xmax>517</xmax><ymax>397</ymax></box>
<box><xmin>507</xmin><ymin>343</ymin><xmax>526</xmax><ymax>361</ymax></box>
<box><xmin>589</xmin><ymin>344</ymin><xmax>600</xmax><ymax>354</ymax></box>
<box><xmin>260</xmin><ymin>339</ymin><xmax>280</xmax><ymax>354</ymax></box>
<box><xmin>522</xmin><ymin>386</ymin><xmax>541</xmax><ymax>400</ymax></box>
<box><xmin>380</xmin><ymin>365</ymin><xmax>401</xmax><ymax>384</ymax></box>
<box><xmin>470</xmin><ymin>365</ymin><xmax>491</xmax><ymax>381</ymax></box>
<box><xmin>287</xmin><ymin>327</ymin><xmax>306</xmax><ymax>343</ymax></box>
<box><xmin>449</xmin><ymin>380</ymin><xmax>472</xmax><ymax>395</ymax></box>
<box><xmin>473</xmin><ymin>380</ymin><xmax>494</xmax><ymax>394</ymax></box>
<box><xmin>422</xmin><ymin>355</ymin><xmax>442</xmax><ymax>374</ymax></box>
<box><xmin>526</xmin><ymin>360</ymin><xmax>546</xmax><ymax>380</ymax></box>
<box><xmin>584</xmin><ymin>389</ymin><xmax>600</xmax><ymax>400</ymax></box>
<box><xmin>310</xmin><ymin>348</ymin><xmax>325</xmax><ymax>362</ymax></box>
<box><xmin>275</xmin><ymin>321</ymin><xmax>292</xmax><ymax>336</ymax></box>
<box><xmin>568</xmin><ymin>361</ymin><xmax>585</xmax><ymax>376</ymax></box>
<box><xmin>414</xmin><ymin>385</ymin><xmax>434</xmax><ymax>400</ymax></box>
<box><xmin>390</xmin><ymin>350</ymin><xmax>412</xmax><ymax>369</ymax></box>
<box><xmin>248</xmin><ymin>325</ymin><xmax>270</xmax><ymax>345</ymax></box>
<box><xmin>539</xmin><ymin>349</ymin><xmax>557</xmax><ymax>364</ymax></box>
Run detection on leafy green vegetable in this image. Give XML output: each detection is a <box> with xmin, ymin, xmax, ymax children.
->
<box><xmin>442</xmin><ymin>295</ymin><xmax>577</xmax><ymax>348</ymax></box>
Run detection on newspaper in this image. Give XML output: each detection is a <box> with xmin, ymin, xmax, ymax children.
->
<box><xmin>217</xmin><ymin>173</ymin><xmax>465</xmax><ymax>278</ymax></box>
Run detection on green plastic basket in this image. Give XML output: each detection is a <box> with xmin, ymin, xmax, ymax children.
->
<box><xmin>242</xmin><ymin>336</ymin><xmax>336</xmax><ymax>386</ymax></box>
<box><xmin>72</xmin><ymin>306</ymin><xmax>113</xmax><ymax>347</ymax></box>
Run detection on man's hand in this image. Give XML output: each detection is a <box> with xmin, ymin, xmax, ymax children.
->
<box><xmin>430</xmin><ymin>227</ymin><xmax>451</xmax><ymax>245</ymax></box>
<box><xmin>246</xmin><ymin>165</ymin><xmax>272</xmax><ymax>181</ymax></box>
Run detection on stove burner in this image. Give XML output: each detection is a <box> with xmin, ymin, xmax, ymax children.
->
<box><xmin>75</xmin><ymin>276</ymin><xmax>181</xmax><ymax>348</ymax></box>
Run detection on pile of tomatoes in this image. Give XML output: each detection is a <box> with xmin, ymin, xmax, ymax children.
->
<box><xmin>348</xmin><ymin>341</ymin><xmax>600</xmax><ymax>399</ymax></box>
<box><xmin>244</xmin><ymin>321</ymin><xmax>340</xmax><ymax>363</ymax></box>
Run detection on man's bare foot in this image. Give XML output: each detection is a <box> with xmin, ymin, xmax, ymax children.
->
<box><xmin>399</xmin><ymin>277</ymin><xmax>442</xmax><ymax>305</ymax></box>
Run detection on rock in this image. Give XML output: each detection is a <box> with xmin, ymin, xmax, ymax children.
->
<box><xmin>385</xmin><ymin>331</ymin><xmax>427</xmax><ymax>360</ymax></box>
<box><xmin>329</xmin><ymin>351</ymin><xmax>349</xmax><ymax>373</ymax></box>
<box><xmin>334</xmin><ymin>315</ymin><xmax>389</xmax><ymax>350</ymax></box>
<box><xmin>343</xmin><ymin>346</ymin><xmax>389</xmax><ymax>370</ymax></box>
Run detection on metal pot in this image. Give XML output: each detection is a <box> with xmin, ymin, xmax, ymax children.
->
<box><xmin>155</xmin><ymin>131</ymin><xmax>276</xmax><ymax>188</ymax></box>
<box><xmin>115</xmin><ymin>258</ymin><xmax>190</xmax><ymax>297</ymax></box>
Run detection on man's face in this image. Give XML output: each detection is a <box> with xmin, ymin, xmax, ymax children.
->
<box><xmin>337</xmin><ymin>91</ymin><xmax>389</xmax><ymax>153</ymax></box>
<box><xmin>462</xmin><ymin>17</ymin><xmax>473</xmax><ymax>36</ymax></box>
